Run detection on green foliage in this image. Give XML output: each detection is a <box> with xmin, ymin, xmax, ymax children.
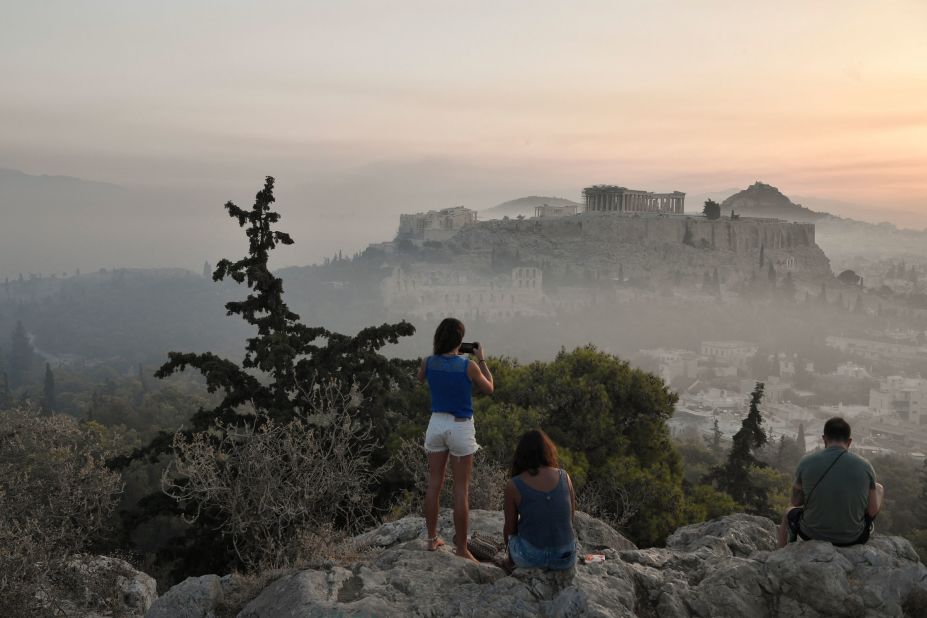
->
<box><xmin>713</xmin><ymin>383</ymin><xmax>772</xmax><ymax>514</ymax></box>
<box><xmin>42</xmin><ymin>363</ymin><xmax>55</xmax><ymax>413</ymax></box>
<box><xmin>119</xmin><ymin>177</ymin><xmax>416</xmax><ymax>581</ymax></box>
<box><xmin>147</xmin><ymin>176</ymin><xmax>415</xmax><ymax>442</ymax></box>
<box><xmin>486</xmin><ymin>345</ymin><xmax>685</xmax><ymax>546</ymax></box>
<box><xmin>682</xmin><ymin>483</ymin><xmax>740</xmax><ymax>523</ymax></box>
<box><xmin>702</xmin><ymin>199</ymin><xmax>721</xmax><ymax>220</ymax></box>
<box><xmin>9</xmin><ymin>320</ymin><xmax>34</xmax><ymax>388</ymax></box>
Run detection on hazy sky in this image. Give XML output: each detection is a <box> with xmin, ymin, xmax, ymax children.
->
<box><xmin>2</xmin><ymin>1</ymin><xmax>926</xmax><ymax>273</ymax></box>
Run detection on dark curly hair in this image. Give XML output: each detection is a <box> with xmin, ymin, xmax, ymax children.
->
<box><xmin>511</xmin><ymin>429</ymin><xmax>559</xmax><ymax>477</ymax></box>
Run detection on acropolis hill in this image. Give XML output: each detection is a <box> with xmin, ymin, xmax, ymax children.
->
<box><xmin>373</xmin><ymin>194</ymin><xmax>834</xmax><ymax>322</ymax></box>
<box><xmin>446</xmin><ymin>212</ymin><xmax>830</xmax><ymax>282</ymax></box>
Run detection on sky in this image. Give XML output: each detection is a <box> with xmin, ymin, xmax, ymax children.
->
<box><xmin>1</xmin><ymin>0</ymin><xmax>926</xmax><ymax>274</ymax></box>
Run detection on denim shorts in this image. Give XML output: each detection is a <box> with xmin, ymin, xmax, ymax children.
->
<box><xmin>508</xmin><ymin>535</ymin><xmax>576</xmax><ymax>571</ymax></box>
<box><xmin>424</xmin><ymin>413</ymin><xmax>480</xmax><ymax>457</ymax></box>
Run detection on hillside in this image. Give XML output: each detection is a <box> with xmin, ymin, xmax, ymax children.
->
<box><xmin>720</xmin><ymin>182</ymin><xmax>823</xmax><ymax>222</ymax></box>
<box><xmin>482</xmin><ymin>196</ymin><xmax>581</xmax><ymax>219</ymax></box>
<box><xmin>713</xmin><ymin>181</ymin><xmax>927</xmax><ymax>271</ymax></box>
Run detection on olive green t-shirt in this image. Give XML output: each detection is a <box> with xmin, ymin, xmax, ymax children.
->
<box><xmin>794</xmin><ymin>446</ymin><xmax>876</xmax><ymax>545</ymax></box>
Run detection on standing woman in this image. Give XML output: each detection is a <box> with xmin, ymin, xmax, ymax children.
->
<box><xmin>418</xmin><ymin>318</ymin><xmax>494</xmax><ymax>561</ymax></box>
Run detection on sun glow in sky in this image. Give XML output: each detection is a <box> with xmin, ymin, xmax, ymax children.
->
<box><xmin>2</xmin><ymin>0</ymin><xmax>926</xmax><ymax>209</ymax></box>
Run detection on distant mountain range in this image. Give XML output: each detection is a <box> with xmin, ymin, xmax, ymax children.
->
<box><xmin>481</xmin><ymin>196</ymin><xmax>581</xmax><ymax>218</ymax></box>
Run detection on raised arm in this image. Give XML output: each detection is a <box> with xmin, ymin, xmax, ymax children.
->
<box><xmin>417</xmin><ymin>357</ymin><xmax>427</xmax><ymax>384</ymax></box>
<box><xmin>466</xmin><ymin>345</ymin><xmax>494</xmax><ymax>394</ymax></box>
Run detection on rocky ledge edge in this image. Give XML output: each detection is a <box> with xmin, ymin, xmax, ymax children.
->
<box><xmin>135</xmin><ymin>510</ymin><xmax>927</xmax><ymax>617</ymax></box>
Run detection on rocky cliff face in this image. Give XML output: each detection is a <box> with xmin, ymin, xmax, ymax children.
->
<box><xmin>221</xmin><ymin>511</ymin><xmax>927</xmax><ymax>618</ymax></box>
<box><xmin>446</xmin><ymin>213</ymin><xmax>833</xmax><ymax>285</ymax></box>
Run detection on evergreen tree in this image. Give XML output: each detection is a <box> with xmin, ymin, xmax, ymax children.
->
<box><xmin>917</xmin><ymin>459</ymin><xmax>927</xmax><ymax>523</ymax></box>
<box><xmin>796</xmin><ymin>423</ymin><xmax>806</xmax><ymax>455</ymax></box>
<box><xmin>138</xmin><ymin>362</ymin><xmax>148</xmax><ymax>393</ymax></box>
<box><xmin>683</xmin><ymin>224</ymin><xmax>694</xmax><ymax>246</ymax></box>
<box><xmin>702</xmin><ymin>199</ymin><xmax>721</xmax><ymax>220</ymax></box>
<box><xmin>781</xmin><ymin>271</ymin><xmax>797</xmax><ymax>300</ymax></box>
<box><xmin>767</xmin><ymin>262</ymin><xmax>776</xmax><ymax>284</ymax></box>
<box><xmin>42</xmin><ymin>362</ymin><xmax>56</xmax><ymax>413</ymax></box>
<box><xmin>147</xmin><ymin>176</ymin><xmax>416</xmax><ymax>435</ymax></box>
<box><xmin>116</xmin><ymin>177</ymin><xmax>416</xmax><ymax>576</ymax></box>
<box><xmin>714</xmin><ymin>383</ymin><xmax>768</xmax><ymax>511</ymax></box>
<box><xmin>9</xmin><ymin>321</ymin><xmax>34</xmax><ymax>388</ymax></box>
<box><xmin>759</xmin><ymin>244</ymin><xmax>765</xmax><ymax>268</ymax></box>
<box><xmin>0</xmin><ymin>370</ymin><xmax>9</xmax><ymax>408</ymax></box>
<box><xmin>707</xmin><ymin>417</ymin><xmax>723</xmax><ymax>456</ymax></box>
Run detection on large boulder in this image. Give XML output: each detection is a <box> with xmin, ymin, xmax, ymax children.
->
<box><xmin>37</xmin><ymin>555</ymin><xmax>157</xmax><ymax>617</ymax></box>
<box><xmin>238</xmin><ymin>511</ymin><xmax>927</xmax><ymax>617</ymax></box>
<box><xmin>146</xmin><ymin>573</ymin><xmax>234</xmax><ymax>618</ymax></box>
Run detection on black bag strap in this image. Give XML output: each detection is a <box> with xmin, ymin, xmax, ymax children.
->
<box><xmin>804</xmin><ymin>449</ymin><xmax>847</xmax><ymax>507</ymax></box>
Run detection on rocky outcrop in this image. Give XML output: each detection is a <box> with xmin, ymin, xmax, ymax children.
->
<box><xmin>146</xmin><ymin>573</ymin><xmax>240</xmax><ymax>618</ymax></box>
<box><xmin>42</xmin><ymin>555</ymin><xmax>157</xmax><ymax>617</ymax></box>
<box><xmin>446</xmin><ymin>212</ymin><xmax>833</xmax><ymax>286</ymax></box>
<box><xmin>236</xmin><ymin>511</ymin><xmax>927</xmax><ymax>618</ymax></box>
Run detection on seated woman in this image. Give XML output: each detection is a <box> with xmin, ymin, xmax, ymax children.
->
<box><xmin>503</xmin><ymin>429</ymin><xmax>577</xmax><ymax>571</ymax></box>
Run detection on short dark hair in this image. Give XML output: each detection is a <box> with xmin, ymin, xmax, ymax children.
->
<box><xmin>823</xmin><ymin>417</ymin><xmax>852</xmax><ymax>442</ymax></box>
<box><xmin>511</xmin><ymin>429</ymin><xmax>559</xmax><ymax>477</ymax></box>
<box><xmin>433</xmin><ymin>318</ymin><xmax>465</xmax><ymax>355</ymax></box>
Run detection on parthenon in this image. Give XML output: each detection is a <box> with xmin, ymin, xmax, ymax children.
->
<box><xmin>583</xmin><ymin>185</ymin><xmax>685</xmax><ymax>214</ymax></box>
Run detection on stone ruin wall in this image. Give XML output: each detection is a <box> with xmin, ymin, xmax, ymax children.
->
<box><xmin>453</xmin><ymin>214</ymin><xmax>832</xmax><ymax>282</ymax></box>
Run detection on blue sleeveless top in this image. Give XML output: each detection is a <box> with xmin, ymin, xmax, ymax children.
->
<box><xmin>512</xmin><ymin>469</ymin><xmax>575</xmax><ymax>549</ymax></box>
<box><xmin>425</xmin><ymin>355</ymin><xmax>473</xmax><ymax>419</ymax></box>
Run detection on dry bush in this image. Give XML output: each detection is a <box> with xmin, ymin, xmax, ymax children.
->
<box><xmin>163</xmin><ymin>380</ymin><xmax>379</xmax><ymax>571</ymax></box>
<box><xmin>388</xmin><ymin>438</ymin><xmax>508</xmax><ymax>517</ymax></box>
<box><xmin>577</xmin><ymin>479</ymin><xmax>643</xmax><ymax>532</ymax></box>
<box><xmin>0</xmin><ymin>407</ymin><xmax>123</xmax><ymax>616</ymax></box>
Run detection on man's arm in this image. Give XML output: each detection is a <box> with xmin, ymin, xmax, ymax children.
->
<box><xmin>867</xmin><ymin>483</ymin><xmax>884</xmax><ymax>518</ymax></box>
<box><xmin>790</xmin><ymin>482</ymin><xmax>804</xmax><ymax>507</ymax></box>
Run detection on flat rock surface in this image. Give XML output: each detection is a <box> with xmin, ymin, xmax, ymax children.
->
<box><xmin>236</xmin><ymin>511</ymin><xmax>927</xmax><ymax>617</ymax></box>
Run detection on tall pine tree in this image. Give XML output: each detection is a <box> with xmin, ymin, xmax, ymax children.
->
<box><xmin>114</xmin><ymin>177</ymin><xmax>417</xmax><ymax>577</ymax></box>
<box><xmin>9</xmin><ymin>321</ymin><xmax>33</xmax><ymax>388</ymax></box>
<box><xmin>43</xmin><ymin>362</ymin><xmax>56</xmax><ymax>413</ymax></box>
<box><xmin>714</xmin><ymin>383</ymin><xmax>768</xmax><ymax>511</ymax></box>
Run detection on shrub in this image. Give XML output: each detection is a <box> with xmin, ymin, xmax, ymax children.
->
<box><xmin>162</xmin><ymin>380</ymin><xmax>380</xmax><ymax>570</ymax></box>
<box><xmin>0</xmin><ymin>407</ymin><xmax>123</xmax><ymax>615</ymax></box>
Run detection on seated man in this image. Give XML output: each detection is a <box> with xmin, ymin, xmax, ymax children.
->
<box><xmin>778</xmin><ymin>417</ymin><xmax>884</xmax><ymax>548</ymax></box>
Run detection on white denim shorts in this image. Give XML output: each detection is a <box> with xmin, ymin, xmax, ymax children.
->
<box><xmin>424</xmin><ymin>413</ymin><xmax>480</xmax><ymax>457</ymax></box>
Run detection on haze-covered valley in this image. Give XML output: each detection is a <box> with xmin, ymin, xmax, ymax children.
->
<box><xmin>5</xmin><ymin>3</ymin><xmax>927</xmax><ymax>615</ymax></box>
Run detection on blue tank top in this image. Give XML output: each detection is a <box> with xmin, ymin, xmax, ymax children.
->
<box><xmin>512</xmin><ymin>469</ymin><xmax>575</xmax><ymax>549</ymax></box>
<box><xmin>425</xmin><ymin>355</ymin><xmax>473</xmax><ymax>418</ymax></box>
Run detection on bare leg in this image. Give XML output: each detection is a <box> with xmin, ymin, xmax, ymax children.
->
<box><xmin>451</xmin><ymin>453</ymin><xmax>478</xmax><ymax>562</ymax></box>
<box><xmin>778</xmin><ymin>507</ymin><xmax>799</xmax><ymax>549</ymax></box>
<box><xmin>425</xmin><ymin>451</ymin><xmax>449</xmax><ymax>551</ymax></box>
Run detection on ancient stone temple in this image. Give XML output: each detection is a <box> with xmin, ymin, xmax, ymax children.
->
<box><xmin>583</xmin><ymin>185</ymin><xmax>685</xmax><ymax>214</ymax></box>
